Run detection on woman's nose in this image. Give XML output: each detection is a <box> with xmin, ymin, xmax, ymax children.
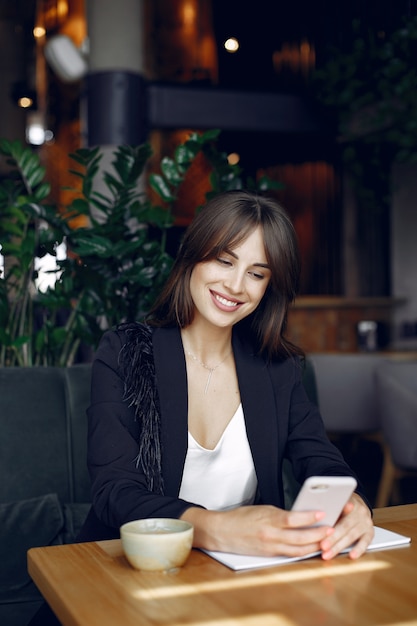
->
<box><xmin>224</xmin><ymin>269</ymin><xmax>245</xmax><ymax>293</ymax></box>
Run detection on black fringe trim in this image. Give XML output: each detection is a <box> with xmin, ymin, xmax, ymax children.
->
<box><xmin>117</xmin><ymin>323</ymin><xmax>164</xmax><ymax>495</ymax></box>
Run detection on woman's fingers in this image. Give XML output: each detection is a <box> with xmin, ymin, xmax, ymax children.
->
<box><xmin>319</xmin><ymin>494</ymin><xmax>374</xmax><ymax>559</ymax></box>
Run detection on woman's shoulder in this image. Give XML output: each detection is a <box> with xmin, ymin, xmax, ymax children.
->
<box><xmin>116</xmin><ymin>321</ymin><xmax>153</xmax><ymax>343</ymax></box>
<box><xmin>100</xmin><ymin>321</ymin><xmax>151</xmax><ymax>343</ymax></box>
<box><xmin>264</xmin><ymin>352</ymin><xmax>302</xmax><ymax>382</ymax></box>
<box><xmin>95</xmin><ymin>322</ymin><xmax>153</xmax><ymax>362</ymax></box>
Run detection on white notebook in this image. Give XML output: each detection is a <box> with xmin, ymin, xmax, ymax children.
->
<box><xmin>204</xmin><ymin>526</ymin><xmax>411</xmax><ymax>571</ymax></box>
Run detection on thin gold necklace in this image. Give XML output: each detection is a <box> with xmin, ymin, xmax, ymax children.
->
<box><xmin>185</xmin><ymin>350</ymin><xmax>231</xmax><ymax>394</ymax></box>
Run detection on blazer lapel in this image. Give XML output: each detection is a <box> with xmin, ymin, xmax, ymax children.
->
<box><xmin>152</xmin><ymin>327</ymin><xmax>188</xmax><ymax>496</ymax></box>
<box><xmin>233</xmin><ymin>333</ymin><xmax>281</xmax><ymax>505</ymax></box>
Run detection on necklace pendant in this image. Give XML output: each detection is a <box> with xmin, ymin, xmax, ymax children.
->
<box><xmin>204</xmin><ymin>369</ymin><xmax>214</xmax><ymax>394</ymax></box>
<box><xmin>184</xmin><ymin>348</ymin><xmax>231</xmax><ymax>395</ymax></box>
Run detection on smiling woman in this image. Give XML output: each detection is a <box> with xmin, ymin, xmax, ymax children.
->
<box><xmin>187</xmin><ymin>227</ymin><xmax>271</xmax><ymax>335</ymax></box>
<box><xmin>72</xmin><ymin>189</ymin><xmax>373</xmax><ymax>567</ymax></box>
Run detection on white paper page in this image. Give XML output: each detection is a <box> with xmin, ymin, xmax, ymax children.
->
<box><xmin>203</xmin><ymin>526</ymin><xmax>411</xmax><ymax>571</ymax></box>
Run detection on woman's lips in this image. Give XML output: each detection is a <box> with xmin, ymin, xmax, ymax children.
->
<box><xmin>210</xmin><ymin>290</ymin><xmax>242</xmax><ymax>311</ymax></box>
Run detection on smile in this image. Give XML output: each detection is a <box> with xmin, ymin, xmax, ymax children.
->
<box><xmin>213</xmin><ymin>292</ymin><xmax>241</xmax><ymax>308</ymax></box>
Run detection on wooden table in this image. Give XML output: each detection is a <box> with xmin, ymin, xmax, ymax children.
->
<box><xmin>28</xmin><ymin>504</ymin><xmax>417</xmax><ymax>626</ymax></box>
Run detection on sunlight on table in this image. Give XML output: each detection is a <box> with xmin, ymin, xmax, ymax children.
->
<box><xmin>189</xmin><ymin>615</ymin><xmax>296</xmax><ymax>626</ymax></box>
<box><xmin>132</xmin><ymin>559</ymin><xmax>389</xmax><ymax>601</ymax></box>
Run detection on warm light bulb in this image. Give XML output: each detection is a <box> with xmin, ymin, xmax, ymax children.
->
<box><xmin>224</xmin><ymin>37</ymin><xmax>239</xmax><ymax>53</ymax></box>
<box><xmin>227</xmin><ymin>152</ymin><xmax>240</xmax><ymax>165</ymax></box>
<box><xmin>18</xmin><ymin>96</ymin><xmax>33</xmax><ymax>108</ymax></box>
<box><xmin>33</xmin><ymin>26</ymin><xmax>46</xmax><ymax>38</ymax></box>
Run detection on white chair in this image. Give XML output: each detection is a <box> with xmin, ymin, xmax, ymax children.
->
<box><xmin>307</xmin><ymin>353</ymin><xmax>391</xmax><ymax>505</ymax></box>
<box><xmin>308</xmin><ymin>353</ymin><xmax>381</xmax><ymax>433</ymax></box>
<box><xmin>374</xmin><ymin>360</ymin><xmax>417</xmax><ymax>507</ymax></box>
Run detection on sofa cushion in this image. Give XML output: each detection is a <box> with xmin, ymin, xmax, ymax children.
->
<box><xmin>0</xmin><ymin>367</ymin><xmax>71</xmax><ymax>503</ymax></box>
<box><xmin>0</xmin><ymin>494</ymin><xmax>63</xmax><ymax>603</ymax></box>
<box><xmin>0</xmin><ymin>493</ymin><xmax>90</xmax><ymax>605</ymax></box>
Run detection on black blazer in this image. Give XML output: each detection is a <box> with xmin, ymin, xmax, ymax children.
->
<box><xmin>79</xmin><ymin>325</ymin><xmax>363</xmax><ymax>542</ymax></box>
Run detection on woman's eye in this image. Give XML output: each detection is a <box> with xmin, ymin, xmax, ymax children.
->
<box><xmin>217</xmin><ymin>257</ymin><xmax>232</xmax><ymax>266</ymax></box>
<box><xmin>250</xmin><ymin>271</ymin><xmax>265</xmax><ymax>280</ymax></box>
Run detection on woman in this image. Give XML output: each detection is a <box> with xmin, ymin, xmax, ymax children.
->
<box><xmin>81</xmin><ymin>189</ymin><xmax>374</xmax><ymax>560</ymax></box>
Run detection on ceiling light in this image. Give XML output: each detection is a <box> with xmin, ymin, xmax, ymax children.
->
<box><xmin>227</xmin><ymin>152</ymin><xmax>240</xmax><ymax>165</ymax></box>
<box><xmin>33</xmin><ymin>26</ymin><xmax>46</xmax><ymax>38</ymax></box>
<box><xmin>18</xmin><ymin>96</ymin><xmax>34</xmax><ymax>109</ymax></box>
<box><xmin>224</xmin><ymin>37</ymin><xmax>239</xmax><ymax>53</ymax></box>
<box><xmin>11</xmin><ymin>81</ymin><xmax>37</xmax><ymax>109</ymax></box>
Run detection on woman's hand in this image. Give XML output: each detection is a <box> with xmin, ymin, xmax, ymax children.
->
<box><xmin>181</xmin><ymin>505</ymin><xmax>334</xmax><ymax>557</ymax></box>
<box><xmin>181</xmin><ymin>494</ymin><xmax>374</xmax><ymax>559</ymax></box>
<box><xmin>318</xmin><ymin>493</ymin><xmax>374</xmax><ymax>560</ymax></box>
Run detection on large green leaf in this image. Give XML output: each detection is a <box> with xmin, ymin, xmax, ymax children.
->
<box><xmin>0</xmin><ymin>219</ymin><xmax>23</xmax><ymax>237</ymax></box>
<box><xmin>70</xmin><ymin>233</ymin><xmax>114</xmax><ymax>257</ymax></box>
<box><xmin>69</xmin><ymin>198</ymin><xmax>91</xmax><ymax>215</ymax></box>
<box><xmin>26</xmin><ymin>166</ymin><xmax>46</xmax><ymax>190</ymax></box>
<box><xmin>160</xmin><ymin>157</ymin><xmax>183</xmax><ymax>185</ymax></box>
<box><xmin>33</xmin><ymin>182</ymin><xmax>51</xmax><ymax>201</ymax></box>
<box><xmin>149</xmin><ymin>173</ymin><xmax>176</xmax><ymax>202</ymax></box>
<box><xmin>174</xmin><ymin>142</ymin><xmax>200</xmax><ymax>173</ymax></box>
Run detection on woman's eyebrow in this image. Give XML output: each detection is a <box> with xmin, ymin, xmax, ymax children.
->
<box><xmin>223</xmin><ymin>249</ymin><xmax>270</xmax><ymax>269</ymax></box>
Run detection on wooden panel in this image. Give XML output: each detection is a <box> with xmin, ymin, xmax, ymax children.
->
<box><xmin>287</xmin><ymin>296</ymin><xmax>398</xmax><ymax>352</ymax></box>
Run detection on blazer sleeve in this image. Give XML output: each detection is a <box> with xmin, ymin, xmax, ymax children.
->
<box><xmin>87</xmin><ymin>329</ymin><xmax>197</xmax><ymax>530</ymax></box>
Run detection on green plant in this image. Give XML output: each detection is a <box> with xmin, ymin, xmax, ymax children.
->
<box><xmin>53</xmin><ymin>142</ymin><xmax>174</xmax><ymax>364</ymax></box>
<box><xmin>0</xmin><ymin>130</ymin><xmax>281</xmax><ymax>367</ymax></box>
<box><xmin>311</xmin><ymin>17</ymin><xmax>417</xmax><ymax>295</ymax></box>
<box><xmin>0</xmin><ymin>141</ymin><xmax>64</xmax><ymax>366</ymax></box>
<box><xmin>312</xmin><ymin>16</ymin><xmax>417</xmax><ymax>197</ymax></box>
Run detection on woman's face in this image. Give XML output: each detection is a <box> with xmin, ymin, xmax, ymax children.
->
<box><xmin>189</xmin><ymin>227</ymin><xmax>271</xmax><ymax>330</ymax></box>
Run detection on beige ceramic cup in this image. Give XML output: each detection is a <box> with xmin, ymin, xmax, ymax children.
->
<box><xmin>120</xmin><ymin>518</ymin><xmax>194</xmax><ymax>571</ymax></box>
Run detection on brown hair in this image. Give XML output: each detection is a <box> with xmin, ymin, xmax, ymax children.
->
<box><xmin>147</xmin><ymin>190</ymin><xmax>302</xmax><ymax>359</ymax></box>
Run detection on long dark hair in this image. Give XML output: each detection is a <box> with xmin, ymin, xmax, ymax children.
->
<box><xmin>147</xmin><ymin>190</ymin><xmax>303</xmax><ymax>359</ymax></box>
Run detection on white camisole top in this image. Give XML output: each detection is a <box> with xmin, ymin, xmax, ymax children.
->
<box><xmin>178</xmin><ymin>404</ymin><xmax>258</xmax><ymax>511</ymax></box>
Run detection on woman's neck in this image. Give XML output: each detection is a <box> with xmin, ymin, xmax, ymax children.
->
<box><xmin>180</xmin><ymin>323</ymin><xmax>232</xmax><ymax>364</ymax></box>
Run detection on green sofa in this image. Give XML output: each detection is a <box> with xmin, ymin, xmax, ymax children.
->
<box><xmin>0</xmin><ymin>365</ymin><xmax>92</xmax><ymax>626</ymax></box>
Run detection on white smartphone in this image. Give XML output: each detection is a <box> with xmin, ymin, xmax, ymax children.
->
<box><xmin>291</xmin><ymin>476</ymin><xmax>357</xmax><ymax>527</ymax></box>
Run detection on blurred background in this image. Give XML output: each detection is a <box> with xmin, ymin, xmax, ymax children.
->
<box><xmin>1</xmin><ymin>0</ymin><xmax>417</xmax><ymax>506</ymax></box>
<box><xmin>1</xmin><ymin>0</ymin><xmax>417</xmax><ymax>357</ymax></box>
